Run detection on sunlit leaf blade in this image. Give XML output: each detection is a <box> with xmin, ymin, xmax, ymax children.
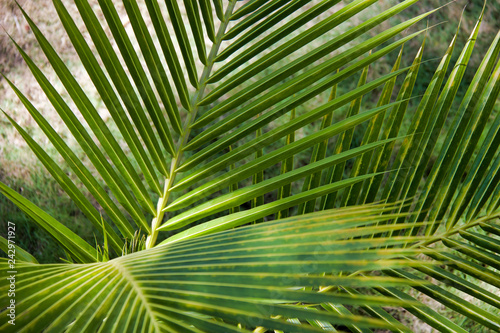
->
<box><xmin>161</xmin><ymin>173</ymin><xmax>390</xmax><ymax>235</ymax></box>
<box><xmin>145</xmin><ymin>0</ymin><xmax>190</xmax><ymax>110</ymax></box>
<box><xmin>165</xmin><ymin>139</ymin><xmax>397</xmax><ymax>229</ymax></box>
<box><xmin>408</xmin><ymin>11</ymin><xmax>485</xmax><ymax>235</ymax></box>
<box><xmin>448</xmin><ymin>53</ymin><xmax>500</xmax><ymax>226</ymax></box>
<box><xmin>2</xmin><ymin>111</ymin><xmax>124</xmax><ymax>253</ymax></box>
<box><xmin>165</xmin><ymin>0</ymin><xmax>200</xmax><ymax>87</ymax></box>
<box><xmin>323</xmin><ymin>60</ymin><xmax>369</xmax><ymax>210</ymax></box>
<box><xmin>277</xmin><ymin>109</ymin><xmax>296</xmax><ymax>220</ymax></box>
<box><xmin>52</xmin><ymin>0</ymin><xmax>162</xmax><ymax>196</ymax></box>
<box><xmin>122</xmin><ymin>0</ymin><xmax>183</xmax><ymax>134</ymax></box>
<box><xmin>460</xmin><ymin>229</ymin><xmax>500</xmax><ymax>255</ymax></box>
<box><xmin>8</xmin><ymin>37</ymin><xmax>148</xmax><ymax>233</ymax></box>
<box><xmin>400</xmin><ymin>18</ymin><xmax>480</xmax><ymax>237</ymax></box>
<box><xmin>218</xmin><ymin>0</ymin><xmax>313</xmax><ymax>61</ymax></box>
<box><xmin>212</xmin><ymin>0</ymin><xmax>224</xmax><ymax>21</ymax></box>
<box><xmin>252</xmin><ymin>124</ymin><xmax>264</xmax><ymax>223</ymax></box>
<box><xmin>72</xmin><ymin>0</ymin><xmax>171</xmax><ymax>176</ymax></box>
<box><xmin>161</xmin><ymin>201</ymin><xmax>417</xmax><ymax>242</ymax></box>
<box><xmin>0</xmin><ymin>182</ymin><xmax>97</xmax><ymax>263</ymax></box>
<box><xmin>387</xmin><ymin>269</ymin><xmax>500</xmax><ymax>331</ymax></box>
<box><xmin>228</xmin><ymin>145</ymin><xmax>240</xmax><ymax>214</ymax></box>
<box><xmin>414</xmin><ymin>263</ymin><xmax>500</xmax><ymax>310</ymax></box>
<box><xmin>183</xmin><ymin>0</ymin><xmax>207</xmax><ymax>65</ymax></box>
<box><xmin>207</xmin><ymin>0</ymin><xmax>375</xmax><ymax>93</ymax></box>
<box><xmin>469</xmin><ymin>150</ymin><xmax>500</xmax><ymax>220</ymax></box>
<box><xmin>0</xmin><ymin>235</ymin><xmax>38</xmax><ymax>264</ymax></box>
<box><xmin>180</xmin><ymin>32</ymin><xmax>418</xmax><ymax>174</ymax></box>
<box><xmin>177</xmin><ymin>66</ymin><xmax>411</xmax><ymax>191</ymax></box>
<box><xmin>375</xmin><ymin>286</ymin><xmax>468</xmax><ymax>333</ymax></box>
<box><xmin>229</xmin><ymin>0</ymin><xmax>268</xmax><ymax>21</ymax></box>
<box><xmin>321</xmin><ymin>302</ymin><xmax>373</xmax><ymax>333</ymax></box>
<box><xmin>197</xmin><ymin>2</ymin><xmax>428</xmax><ymax>129</ymax></box>
<box><xmin>2</xmin><ymin>78</ymin><xmax>135</xmax><ymax>240</ymax></box>
<box><xmin>3</xmin><ymin>0</ymin><xmax>500</xmax><ymax>331</ymax></box>
<box><xmin>425</xmin><ymin>249</ymin><xmax>500</xmax><ymax>289</ymax></box>
<box><xmin>21</xmin><ymin>3</ymin><xmax>157</xmax><ymax>219</ymax></box>
<box><xmin>344</xmin><ymin>287</ymin><xmax>413</xmax><ymax>333</ymax></box>
<box><xmin>0</xmin><ymin>210</ymin><xmax>428</xmax><ymax>332</ymax></box>
<box><xmin>426</xmin><ymin>27</ymin><xmax>500</xmax><ymax>233</ymax></box>
<box><xmin>172</xmin><ymin>100</ymin><xmax>404</xmax><ymax>207</ymax></box>
<box><xmin>356</xmin><ymin>40</ymin><xmax>424</xmax><ymax>206</ymax></box>
<box><xmin>382</xmin><ymin>28</ymin><xmax>456</xmax><ymax>213</ymax></box>
<box><xmin>224</xmin><ymin>0</ymin><xmax>293</xmax><ymax>41</ymax></box>
<box><xmin>352</xmin><ymin>49</ymin><xmax>403</xmax><ymax>207</ymax></box>
<box><xmin>405</xmin><ymin>220</ymin><xmax>500</xmax><ymax>331</ymax></box>
<box><xmin>97</xmin><ymin>0</ymin><xmax>176</xmax><ymax>156</ymax></box>
<box><xmin>298</xmin><ymin>94</ymin><xmax>336</xmax><ymax>215</ymax></box>
<box><xmin>198</xmin><ymin>0</ymin><xmax>215</xmax><ymax>42</ymax></box>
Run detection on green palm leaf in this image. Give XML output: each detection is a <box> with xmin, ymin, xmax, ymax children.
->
<box><xmin>0</xmin><ymin>209</ymin><xmax>429</xmax><ymax>332</ymax></box>
<box><xmin>1</xmin><ymin>0</ymin><xmax>500</xmax><ymax>331</ymax></box>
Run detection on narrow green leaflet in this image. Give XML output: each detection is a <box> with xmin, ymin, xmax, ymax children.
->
<box><xmin>426</xmin><ymin>26</ymin><xmax>500</xmax><ymax>233</ymax></box>
<box><xmin>228</xmin><ymin>145</ymin><xmax>240</xmax><ymax>214</ymax></box>
<box><xmin>217</xmin><ymin>0</ymin><xmax>313</xmax><ymax>60</ymax></box>
<box><xmin>375</xmin><ymin>286</ymin><xmax>467</xmax><ymax>333</ymax></box>
<box><xmin>70</xmin><ymin>0</ymin><xmax>170</xmax><ymax>176</ymax></box>
<box><xmin>324</xmin><ymin>61</ymin><xmax>369</xmax><ymax>209</ymax></box>
<box><xmin>448</xmin><ymin>53</ymin><xmax>500</xmax><ymax>226</ymax></box>
<box><xmin>0</xmin><ymin>235</ymin><xmax>38</xmax><ymax>264</ymax></box>
<box><xmin>52</xmin><ymin>0</ymin><xmax>162</xmax><ymax>195</ymax></box>
<box><xmin>357</xmin><ymin>40</ymin><xmax>424</xmax><ymax>205</ymax></box>
<box><xmin>179</xmin><ymin>31</ymin><xmax>420</xmax><ymax>173</ymax></box>
<box><xmin>2</xmin><ymin>78</ymin><xmax>135</xmax><ymax>240</ymax></box>
<box><xmin>19</xmin><ymin>6</ymin><xmax>156</xmax><ymax>218</ymax></box>
<box><xmin>183</xmin><ymin>0</ymin><xmax>207</xmax><ymax>65</ymax></box>
<box><xmin>467</xmin><ymin>149</ymin><xmax>500</xmax><ymax>221</ymax></box>
<box><xmin>164</xmin><ymin>139</ymin><xmax>397</xmax><ymax>230</ymax></box>
<box><xmin>212</xmin><ymin>0</ymin><xmax>224</xmax><ymax>21</ymax></box>
<box><xmin>171</xmin><ymin>100</ymin><xmax>404</xmax><ymax>209</ymax></box>
<box><xmin>298</xmin><ymin>97</ymin><xmax>336</xmax><ymax>215</ymax></box>
<box><xmin>0</xmin><ymin>182</ymin><xmax>97</xmax><ymax>263</ymax></box>
<box><xmin>165</xmin><ymin>0</ymin><xmax>200</xmax><ymax>86</ymax></box>
<box><xmin>252</xmin><ymin>124</ymin><xmax>264</xmax><ymax>223</ymax></box>
<box><xmin>122</xmin><ymin>0</ymin><xmax>183</xmax><ymax>133</ymax></box>
<box><xmin>145</xmin><ymin>0</ymin><xmax>190</xmax><ymax>109</ymax></box>
<box><xmin>206</xmin><ymin>0</ymin><xmax>377</xmax><ymax>96</ymax></box>
<box><xmin>383</xmin><ymin>28</ymin><xmax>457</xmax><ymax>211</ymax></box>
<box><xmin>277</xmin><ymin>109</ymin><xmax>296</xmax><ymax>220</ymax></box>
<box><xmin>176</xmin><ymin>69</ymin><xmax>410</xmax><ymax>192</ymax></box>
<box><xmin>388</xmin><ymin>269</ymin><xmax>500</xmax><ymax>331</ymax></box>
<box><xmin>161</xmin><ymin>173</ymin><xmax>388</xmax><ymax>235</ymax></box>
<box><xmin>223</xmin><ymin>0</ymin><xmax>293</xmax><ymax>40</ymax></box>
<box><xmin>97</xmin><ymin>0</ymin><xmax>176</xmax><ymax>155</ymax></box>
<box><xmin>407</xmin><ymin>11</ymin><xmax>484</xmax><ymax>234</ymax></box>
<box><xmin>197</xmin><ymin>3</ymin><xmax>428</xmax><ymax>130</ymax></box>
<box><xmin>3</xmin><ymin>111</ymin><xmax>124</xmax><ymax>253</ymax></box>
<box><xmin>198</xmin><ymin>0</ymin><xmax>215</xmax><ymax>42</ymax></box>
<box><xmin>344</xmin><ymin>287</ymin><xmax>413</xmax><ymax>333</ymax></box>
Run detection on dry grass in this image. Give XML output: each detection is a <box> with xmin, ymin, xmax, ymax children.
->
<box><xmin>0</xmin><ymin>0</ymin><xmax>88</xmax><ymax>181</ymax></box>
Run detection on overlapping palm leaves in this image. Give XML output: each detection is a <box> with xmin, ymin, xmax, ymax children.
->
<box><xmin>1</xmin><ymin>0</ymin><xmax>500</xmax><ymax>332</ymax></box>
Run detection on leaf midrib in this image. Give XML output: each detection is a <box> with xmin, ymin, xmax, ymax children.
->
<box><xmin>145</xmin><ymin>1</ymin><xmax>238</xmax><ymax>249</ymax></box>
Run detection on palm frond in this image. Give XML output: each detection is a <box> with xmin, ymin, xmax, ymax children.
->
<box><xmin>1</xmin><ymin>0</ymin><xmax>500</xmax><ymax>331</ymax></box>
<box><xmin>1</xmin><ymin>208</ymin><xmax>429</xmax><ymax>333</ymax></box>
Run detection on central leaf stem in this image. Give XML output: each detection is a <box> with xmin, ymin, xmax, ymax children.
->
<box><xmin>146</xmin><ymin>1</ymin><xmax>237</xmax><ymax>249</ymax></box>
